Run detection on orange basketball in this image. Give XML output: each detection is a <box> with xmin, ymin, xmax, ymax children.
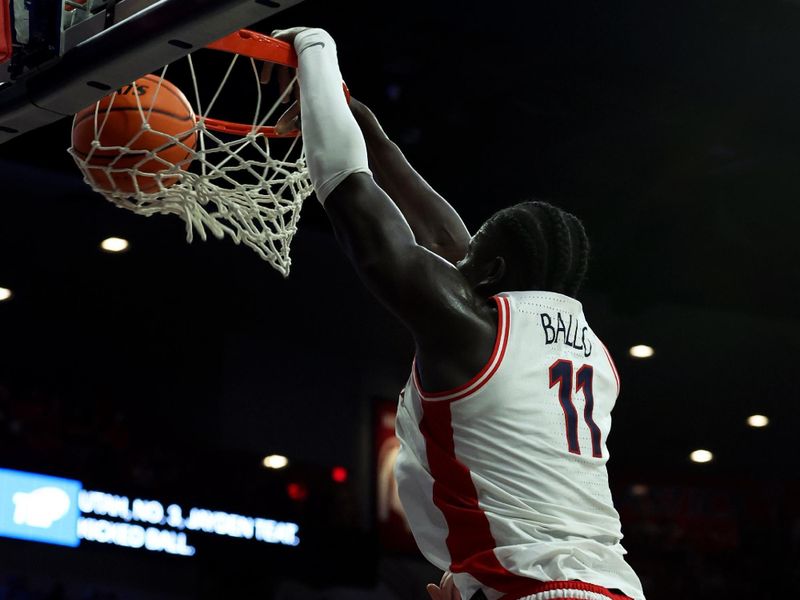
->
<box><xmin>72</xmin><ymin>75</ymin><xmax>197</xmax><ymax>194</ymax></box>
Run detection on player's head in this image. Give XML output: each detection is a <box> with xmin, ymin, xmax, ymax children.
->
<box><xmin>457</xmin><ymin>201</ymin><xmax>589</xmax><ymax>298</ymax></box>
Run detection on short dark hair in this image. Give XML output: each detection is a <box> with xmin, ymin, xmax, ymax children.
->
<box><xmin>479</xmin><ymin>201</ymin><xmax>590</xmax><ymax>297</ymax></box>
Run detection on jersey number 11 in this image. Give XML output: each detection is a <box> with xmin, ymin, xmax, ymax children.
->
<box><xmin>549</xmin><ymin>360</ymin><xmax>603</xmax><ymax>458</ymax></box>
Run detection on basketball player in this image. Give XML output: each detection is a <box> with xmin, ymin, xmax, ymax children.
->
<box><xmin>265</xmin><ymin>27</ymin><xmax>646</xmax><ymax>600</ymax></box>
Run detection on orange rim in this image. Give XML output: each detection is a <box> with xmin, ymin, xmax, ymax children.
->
<box><xmin>199</xmin><ymin>29</ymin><xmax>350</xmax><ymax>138</ymax></box>
<box><xmin>198</xmin><ymin>118</ymin><xmax>298</xmax><ymax>138</ymax></box>
<box><xmin>207</xmin><ymin>29</ymin><xmax>298</xmax><ymax>68</ymax></box>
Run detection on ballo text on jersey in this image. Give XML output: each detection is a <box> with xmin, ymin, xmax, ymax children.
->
<box><xmin>540</xmin><ymin>311</ymin><xmax>592</xmax><ymax>357</ymax></box>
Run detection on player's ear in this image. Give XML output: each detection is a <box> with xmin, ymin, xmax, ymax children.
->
<box><xmin>477</xmin><ymin>256</ymin><xmax>505</xmax><ymax>289</ymax></box>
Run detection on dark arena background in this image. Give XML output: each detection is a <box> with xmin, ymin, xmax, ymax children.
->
<box><xmin>1</xmin><ymin>1</ymin><xmax>799</xmax><ymax>599</ymax></box>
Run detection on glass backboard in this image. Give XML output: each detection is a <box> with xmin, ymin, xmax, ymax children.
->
<box><xmin>0</xmin><ymin>0</ymin><xmax>305</xmax><ymax>143</ymax></box>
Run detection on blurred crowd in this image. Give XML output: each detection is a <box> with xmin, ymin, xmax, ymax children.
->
<box><xmin>616</xmin><ymin>478</ymin><xmax>800</xmax><ymax>598</ymax></box>
<box><xmin>0</xmin><ymin>575</ymin><xmax>118</xmax><ymax>600</ymax></box>
<box><xmin>0</xmin><ymin>382</ymin><xmax>165</xmax><ymax>490</ymax></box>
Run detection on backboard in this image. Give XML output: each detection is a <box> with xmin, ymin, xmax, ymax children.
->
<box><xmin>0</xmin><ymin>0</ymin><xmax>305</xmax><ymax>144</ymax></box>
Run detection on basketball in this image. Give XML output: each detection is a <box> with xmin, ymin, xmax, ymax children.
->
<box><xmin>71</xmin><ymin>75</ymin><xmax>197</xmax><ymax>194</ymax></box>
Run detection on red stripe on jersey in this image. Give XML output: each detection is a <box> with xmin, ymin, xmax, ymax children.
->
<box><xmin>419</xmin><ymin>399</ymin><xmax>519</xmax><ymax>592</ymax></box>
<box><xmin>414</xmin><ymin>296</ymin><xmax>510</xmax><ymax>402</ymax></box>
<box><xmin>600</xmin><ymin>342</ymin><xmax>620</xmax><ymax>395</ymax></box>
<box><xmin>416</xmin><ymin>295</ymin><xmax>536</xmax><ymax>593</ymax></box>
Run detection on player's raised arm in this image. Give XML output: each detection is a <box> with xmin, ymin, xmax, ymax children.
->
<box><xmin>264</xmin><ymin>68</ymin><xmax>469</xmax><ymax>263</ymax></box>
<box><xmin>348</xmin><ymin>99</ymin><xmax>471</xmax><ymax>265</ymax></box>
<box><xmin>272</xmin><ymin>27</ymin><xmax>495</xmax><ymax>359</ymax></box>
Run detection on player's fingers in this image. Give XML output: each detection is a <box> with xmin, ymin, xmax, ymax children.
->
<box><xmin>275</xmin><ymin>100</ymin><xmax>301</xmax><ymax>135</ymax></box>
<box><xmin>426</xmin><ymin>584</ymin><xmax>442</xmax><ymax>600</ymax></box>
<box><xmin>276</xmin><ymin>115</ymin><xmax>301</xmax><ymax>136</ymax></box>
<box><xmin>277</xmin><ymin>66</ymin><xmax>295</xmax><ymax>103</ymax></box>
<box><xmin>270</xmin><ymin>27</ymin><xmax>310</xmax><ymax>44</ymax></box>
<box><xmin>275</xmin><ymin>116</ymin><xmax>299</xmax><ymax>136</ymax></box>
<box><xmin>439</xmin><ymin>572</ymin><xmax>461</xmax><ymax>600</ymax></box>
<box><xmin>446</xmin><ymin>582</ymin><xmax>461</xmax><ymax>600</ymax></box>
<box><xmin>260</xmin><ymin>61</ymin><xmax>274</xmax><ymax>85</ymax></box>
<box><xmin>293</xmin><ymin>77</ymin><xmax>302</xmax><ymax>103</ymax></box>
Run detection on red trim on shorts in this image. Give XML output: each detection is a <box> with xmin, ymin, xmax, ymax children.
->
<box><xmin>496</xmin><ymin>579</ymin><xmax>632</xmax><ymax>600</ymax></box>
<box><xmin>413</xmin><ymin>296</ymin><xmax>510</xmax><ymax>403</ymax></box>
<box><xmin>600</xmin><ymin>342</ymin><xmax>620</xmax><ymax>395</ymax></box>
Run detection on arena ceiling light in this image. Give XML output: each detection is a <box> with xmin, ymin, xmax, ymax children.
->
<box><xmin>0</xmin><ymin>287</ymin><xmax>11</xmax><ymax>302</ymax></box>
<box><xmin>747</xmin><ymin>414</ymin><xmax>769</xmax><ymax>428</ymax></box>
<box><xmin>100</xmin><ymin>237</ymin><xmax>130</xmax><ymax>253</ymax></box>
<box><xmin>689</xmin><ymin>449</ymin><xmax>713</xmax><ymax>463</ymax></box>
<box><xmin>262</xmin><ymin>454</ymin><xmax>289</xmax><ymax>470</ymax></box>
<box><xmin>629</xmin><ymin>344</ymin><xmax>655</xmax><ymax>359</ymax></box>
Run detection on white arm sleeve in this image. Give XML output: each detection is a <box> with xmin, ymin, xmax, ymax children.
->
<box><xmin>294</xmin><ymin>29</ymin><xmax>371</xmax><ymax>204</ymax></box>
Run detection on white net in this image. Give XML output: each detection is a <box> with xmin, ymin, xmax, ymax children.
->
<box><xmin>68</xmin><ymin>50</ymin><xmax>313</xmax><ymax>277</ymax></box>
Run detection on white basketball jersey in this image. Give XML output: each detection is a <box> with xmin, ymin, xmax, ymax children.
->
<box><xmin>394</xmin><ymin>291</ymin><xmax>645</xmax><ymax>600</ymax></box>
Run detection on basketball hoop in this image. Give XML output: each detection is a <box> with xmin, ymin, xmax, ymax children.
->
<box><xmin>68</xmin><ymin>30</ymin><xmax>332</xmax><ymax>277</ymax></box>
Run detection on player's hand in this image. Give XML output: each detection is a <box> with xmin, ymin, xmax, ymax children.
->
<box><xmin>260</xmin><ymin>28</ymin><xmax>338</xmax><ymax>135</ymax></box>
<box><xmin>259</xmin><ymin>26</ymin><xmax>316</xmax><ymax>91</ymax></box>
<box><xmin>260</xmin><ymin>28</ymin><xmax>318</xmax><ymax>135</ymax></box>
<box><xmin>274</xmin><ymin>98</ymin><xmax>301</xmax><ymax>135</ymax></box>
<box><xmin>426</xmin><ymin>571</ymin><xmax>461</xmax><ymax>600</ymax></box>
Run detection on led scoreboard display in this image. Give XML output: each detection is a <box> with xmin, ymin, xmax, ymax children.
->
<box><xmin>0</xmin><ymin>468</ymin><xmax>300</xmax><ymax>556</ymax></box>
